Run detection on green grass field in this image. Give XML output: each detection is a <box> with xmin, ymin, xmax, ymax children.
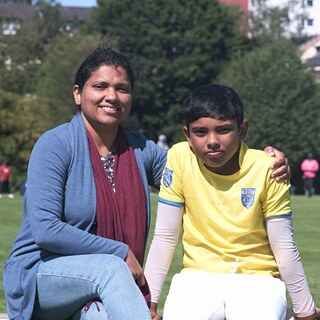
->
<box><xmin>0</xmin><ymin>194</ymin><xmax>319</xmax><ymax>314</ymax></box>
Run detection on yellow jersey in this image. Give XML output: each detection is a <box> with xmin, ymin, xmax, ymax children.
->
<box><xmin>159</xmin><ymin>141</ymin><xmax>291</xmax><ymax>276</ymax></box>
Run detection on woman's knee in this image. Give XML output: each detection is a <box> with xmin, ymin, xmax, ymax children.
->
<box><xmin>88</xmin><ymin>255</ymin><xmax>133</xmax><ymax>287</ymax></box>
<box><xmin>95</xmin><ymin>255</ymin><xmax>130</xmax><ymax>275</ymax></box>
<box><xmin>72</xmin><ymin>301</ymin><xmax>108</xmax><ymax>320</ymax></box>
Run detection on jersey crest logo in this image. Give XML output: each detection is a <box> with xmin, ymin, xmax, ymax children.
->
<box><xmin>163</xmin><ymin>167</ymin><xmax>173</xmax><ymax>187</ymax></box>
<box><xmin>241</xmin><ymin>188</ymin><xmax>256</xmax><ymax>209</ymax></box>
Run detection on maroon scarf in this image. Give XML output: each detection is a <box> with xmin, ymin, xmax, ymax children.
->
<box><xmin>87</xmin><ymin>127</ymin><xmax>150</xmax><ymax>304</ymax></box>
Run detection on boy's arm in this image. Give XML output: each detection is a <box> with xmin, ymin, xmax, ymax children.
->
<box><xmin>266</xmin><ymin>216</ymin><xmax>318</xmax><ymax>319</ymax></box>
<box><xmin>264</xmin><ymin>146</ymin><xmax>291</xmax><ymax>182</ymax></box>
<box><xmin>144</xmin><ymin>202</ymin><xmax>183</xmax><ymax>318</ymax></box>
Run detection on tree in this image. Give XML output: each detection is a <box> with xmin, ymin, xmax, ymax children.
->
<box><xmin>248</xmin><ymin>0</ymin><xmax>305</xmax><ymax>43</ymax></box>
<box><xmin>90</xmin><ymin>0</ymin><xmax>248</xmax><ymax>142</ymax></box>
<box><xmin>218</xmin><ymin>39</ymin><xmax>320</xmax><ymax>189</ymax></box>
<box><xmin>0</xmin><ymin>91</ymin><xmax>48</xmax><ymax>184</ymax></box>
<box><xmin>0</xmin><ymin>1</ymin><xmax>65</xmax><ymax>94</ymax></box>
<box><xmin>35</xmin><ymin>33</ymin><xmax>102</xmax><ymax>127</ymax></box>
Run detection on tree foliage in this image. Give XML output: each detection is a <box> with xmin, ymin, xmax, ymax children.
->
<box><xmin>0</xmin><ymin>91</ymin><xmax>48</xmax><ymax>184</ymax></box>
<box><xmin>35</xmin><ymin>33</ymin><xmax>102</xmax><ymax>127</ymax></box>
<box><xmin>218</xmin><ymin>39</ymin><xmax>320</xmax><ymax>180</ymax></box>
<box><xmin>90</xmin><ymin>0</ymin><xmax>248</xmax><ymax>141</ymax></box>
<box><xmin>248</xmin><ymin>0</ymin><xmax>305</xmax><ymax>44</ymax></box>
<box><xmin>0</xmin><ymin>2</ymin><xmax>64</xmax><ymax>94</ymax></box>
<box><xmin>1</xmin><ymin>0</ymin><xmax>320</xmax><ymax>193</ymax></box>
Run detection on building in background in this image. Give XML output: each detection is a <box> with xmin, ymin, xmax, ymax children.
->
<box><xmin>220</xmin><ymin>0</ymin><xmax>249</xmax><ymax>11</ymax></box>
<box><xmin>219</xmin><ymin>0</ymin><xmax>320</xmax><ymax>37</ymax></box>
<box><xmin>0</xmin><ymin>3</ymin><xmax>91</xmax><ymax>36</ymax></box>
<box><xmin>1</xmin><ymin>1</ymin><xmax>318</xmax><ymax>38</ymax></box>
<box><xmin>299</xmin><ymin>0</ymin><xmax>320</xmax><ymax>36</ymax></box>
<box><xmin>1</xmin><ymin>1</ymin><xmax>319</xmax><ymax>74</ymax></box>
<box><xmin>220</xmin><ymin>0</ymin><xmax>320</xmax><ymax>75</ymax></box>
<box><xmin>299</xmin><ymin>34</ymin><xmax>320</xmax><ymax>76</ymax></box>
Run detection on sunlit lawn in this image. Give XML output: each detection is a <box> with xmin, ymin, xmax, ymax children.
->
<box><xmin>0</xmin><ymin>194</ymin><xmax>319</xmax><ymax>314</ymax></box>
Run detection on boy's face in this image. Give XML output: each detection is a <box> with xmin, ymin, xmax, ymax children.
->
<box><xmin>184</xmin><ymin>117</ymin><xmax>248</xmax><ymax>175</ymax></box>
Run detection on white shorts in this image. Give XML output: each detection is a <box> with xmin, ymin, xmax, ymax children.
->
<box><xmin>163</xmin><ymin>271</ymin><xmax>287</xmax><ymax>320</ymax></box>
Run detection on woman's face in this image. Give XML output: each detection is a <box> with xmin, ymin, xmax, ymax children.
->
<box><xmin>73</xmin><ymin>64</ymin><xmax>132</xmax><ymax>131</ymax></box>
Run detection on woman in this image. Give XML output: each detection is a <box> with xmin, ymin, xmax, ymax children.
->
<box><xmin>3</xmin><ymin>47</ymin><xmax>289</xmax><ymax>320</ymax></box>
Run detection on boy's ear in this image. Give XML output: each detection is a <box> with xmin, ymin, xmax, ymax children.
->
<box><xmin>239</xmin><ymin>120</ymin><xmax>248</xmax><ymax>140</ymax></box>
<box><xmin>183</xmin><ymin>126</ymin><xmax>190</xmax><ymax>140</ymax></box>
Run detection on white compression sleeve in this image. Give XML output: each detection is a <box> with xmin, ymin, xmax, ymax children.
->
<box><xmin>266</xmin><ymin>216</ymin><xmax>316</xmax><ymax>318</ymax></box>
<box><xmin>144</xmin><ymin>202</ymin><xmax>183</xmax><ymax>303</ymax></box>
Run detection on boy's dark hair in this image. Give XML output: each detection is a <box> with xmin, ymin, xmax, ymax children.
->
<box><xmin>74</xmin><ymin>46</ymin><xmax>135</xmax><ymax>90</ymax></box>
<box><xmin>183</xmin><ymin>84</ymin><xmax>244</xmax><ymax>128</ymax></box>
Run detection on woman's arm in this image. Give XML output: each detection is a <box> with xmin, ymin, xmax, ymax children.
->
<box><xmin>26</xmin><ymin>131</ymin><xmax>128</xmax><ymax>259</ymax></box>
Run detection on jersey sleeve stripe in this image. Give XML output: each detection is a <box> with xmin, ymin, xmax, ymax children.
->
<box><xmin>158</xmin><ymin>197</ymin><xmax>184</xmax><ymax>207</ymax></box>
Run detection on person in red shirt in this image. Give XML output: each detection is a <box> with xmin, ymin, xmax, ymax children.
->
<box><xmin>301</xmin><ymin>153</ymin><xmax>319</xmax><ymax>197</ymax></box>
<box><xmin>0</xmin><ymin>160</ymin><xmax>14</xmax><ymax>198</ymax></box>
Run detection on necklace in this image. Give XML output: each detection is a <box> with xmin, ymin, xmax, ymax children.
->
<box><xmin>100</xmin><ymin>146</ymin><xmax>116</xmax><ymax>192</ymax></box>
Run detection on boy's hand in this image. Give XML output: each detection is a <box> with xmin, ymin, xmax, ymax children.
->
<box><xmin>151</xmin><ymin>311</ymin><xmax>162</xmax><ymax>320</ymax></box>
<box><xmin>294</xmin><ymin>307</ymin><xmax>320</xmax><ymax>319</ymax></box>
<box><xmin>150</xmin><ymin>302</ymin><xmax>162</xmax><ymax>320</ymax></box>
<box><xmin>264</xmin><ymin>146</ymin><xmax>291</xmax><ymax>183</ymax></box>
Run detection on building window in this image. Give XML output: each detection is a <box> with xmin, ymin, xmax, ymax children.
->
<box><xmin>307</xmin><ymin>0</ymin><xmax>313</xmax><ymax>6</ymax></box>
<box><xmin>307</xmin><ymin>18</ymin><xmax>314</xmax><ymax>26</ymax></box>
<box><xmin>2</xmin><ymin>21</ymin><xmax>20</xmax><ymax>35</ymax></box>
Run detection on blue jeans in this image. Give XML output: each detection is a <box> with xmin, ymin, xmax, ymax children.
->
<box><xmin>33</xmin><ymin>254</ymin><xmax>151</xmax><ymax>320</ymax></box>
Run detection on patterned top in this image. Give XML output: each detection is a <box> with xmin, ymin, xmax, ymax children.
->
<box><xmin>100</xmin><ymin>148</ymin><xmax>116</xmax><ymax>192</ymax></box>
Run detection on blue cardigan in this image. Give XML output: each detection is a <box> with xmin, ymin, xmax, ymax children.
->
<box><xmin>3</xmin><ymin>112</ymin><xmax>167</xmax><ymax>320</ymax></box>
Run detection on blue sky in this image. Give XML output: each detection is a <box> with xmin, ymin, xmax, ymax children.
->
<box><xmin>58</xmin><ymin>0</ymin><xmax>97</xmax><ymax>7</ymax></box>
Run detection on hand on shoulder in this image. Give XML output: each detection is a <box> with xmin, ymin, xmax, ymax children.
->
<box><xmin>264</xmin><ymin>146</ymin><xmax>291</xmax><ymax>182</ymax></box>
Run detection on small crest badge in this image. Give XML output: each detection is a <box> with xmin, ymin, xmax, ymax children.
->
<box><xmin>241</xmin><ymin>188</ymin><xmax>256</xmax><ymax>209</ymax></box>
<box><xmin>163</xmin><ymin>167</ymin><xmax>173</xmax><ymax>187</ymax></box>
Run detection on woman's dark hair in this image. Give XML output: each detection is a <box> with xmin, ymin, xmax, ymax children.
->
<box><xmin>183</xmin><ymin>84</ymin><xmax>244</xmax><ymax>128</ymax></box>
<box><xmin>74</xmin><ymin>46</ymin><xmax>135</xmax><ymax>90</ymax></box>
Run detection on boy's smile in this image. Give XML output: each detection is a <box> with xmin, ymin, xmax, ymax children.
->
<box><xmin>184</xmin><ymin>117</ymin><xmax>248</xmax><ymax>175</ymax></box>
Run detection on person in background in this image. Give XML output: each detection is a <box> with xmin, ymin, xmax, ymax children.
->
<box><xmin>301</xmin><ymin>153</ymin><xmax>319</xmax><ymax>197</ymax></box>
<box><xmin>0</xmin><ymin>160</ymin><xmax>14</xmax><ymax>199</ymax></box>
<box><xmin>145</xmin><ymin>84</ymin><xmax>319</xmax><ymax>320</ymax></box>
<box><xmin>157</xmin><ymin>134</ymin><xmax>169</xmax><ymax>151</ymax></box>
<box><xmin>3</xmin><ymin>46</ymin><xmax>289</xmax><ymax>320</ymax></box>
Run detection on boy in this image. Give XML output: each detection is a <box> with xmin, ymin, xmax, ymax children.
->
<box><xmin>144</xmin><ymin>84</ymin><xmax>320</xmax><ymax>320</ymax></box>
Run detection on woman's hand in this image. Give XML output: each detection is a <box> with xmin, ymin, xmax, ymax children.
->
<box><xmin>125</xmin><ymin>249</ymin><xmax>145</xmax><ymax>286</ymax></box>
<box><xmin>264</xmin><ymin>146</ymin><xmax>291</xmax><ymax>183</ymax></box>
